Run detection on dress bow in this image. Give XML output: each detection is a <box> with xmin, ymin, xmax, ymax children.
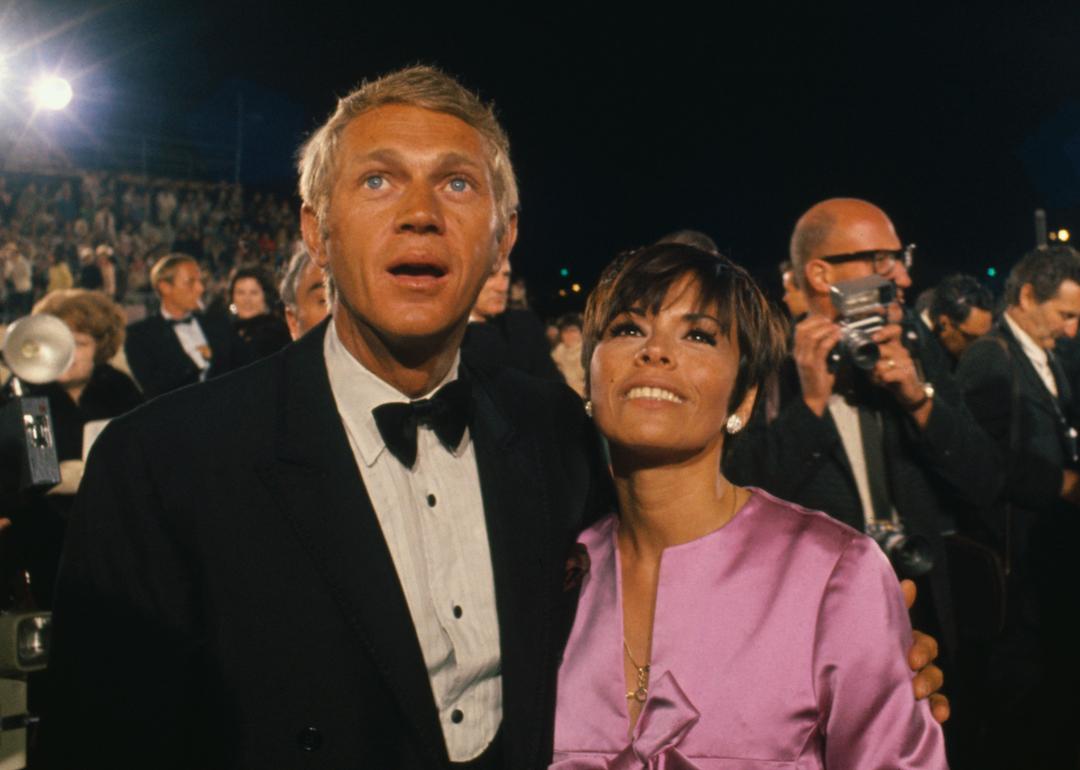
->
<box><xmin>551</xmin><ymin>671</ymin><xmax>701</xmax><ymax>770</ymax></box>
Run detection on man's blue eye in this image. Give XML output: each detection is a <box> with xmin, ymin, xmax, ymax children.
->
<box><xmin>449</xmin><ymin>178</ymin><xmax>469</xmax><ymax>192</ymax></box>
<box><xmin>364</xmin><ymin>176</ymin><xmax>384</xmax><ymax>189</ymax></box>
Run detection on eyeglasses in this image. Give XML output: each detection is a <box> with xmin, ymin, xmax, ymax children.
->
<box><xmin>819</xmin><ymin>244</ymin><xmax>916</xmax><ymax>276</ymax></box>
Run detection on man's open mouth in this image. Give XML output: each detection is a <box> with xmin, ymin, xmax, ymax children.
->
<box><xmin>388</xmin><ymin>263</ymin><xmax>448</xmax><ymax>278</ymax></box>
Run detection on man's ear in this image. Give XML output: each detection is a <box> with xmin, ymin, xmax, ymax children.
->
<box><xmin>1018</xmin><ymin>282</ymin><xmax>1036</xmax><ymax>311</ymax></box>
<box><xmin>805</xmin><ymin>259</ymin><xmax>832</xmax><ymax>295</ymax></box>
<box><xmin>300</xmin><ymin>204</ymin><xmax>328</xmax><ymax>268</ymax></box>
<box><xmin>494</xmin><ymin>212</ymin><xmax>518</xmax><ymax>271</ymax></box>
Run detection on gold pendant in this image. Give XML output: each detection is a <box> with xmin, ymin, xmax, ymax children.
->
<box><xmin>632</xmin><ymin>686</ymin><xmax>648</xmax><ymax>703</ymax></box>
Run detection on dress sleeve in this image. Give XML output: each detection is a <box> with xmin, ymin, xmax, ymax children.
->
<box><xmin>813</xmin><ymin>535</ymin><xmax>948</xmax><ymax>769</ymax></box>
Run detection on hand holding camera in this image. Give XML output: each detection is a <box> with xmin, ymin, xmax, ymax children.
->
<box><xmin>795</xmin><ymin>274</ymin><xmax>933</xmax><ymax>425</ymax></box>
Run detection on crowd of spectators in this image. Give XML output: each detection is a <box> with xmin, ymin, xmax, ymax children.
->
<box><xmin>0</xmin><ymin>170</ymin><xmax>301</xmax><ymax>323</ymax></box>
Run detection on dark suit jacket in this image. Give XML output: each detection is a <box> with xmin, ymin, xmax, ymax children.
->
<box><xmin>954</xmin><ymin>320</ymin><xmax>1079</xmax><ymax>638</ymax></box>
<box><xmin>725</xmin><ymin>313</ymin><xmax>1001</xmax><ymax>656</ymax></box>
<box><xmin>124</xmin><ymin>311</ymin><xmax>238</xmax><ymax>399</ymax></box>
<box><xmin>44</xmin><ymin>320</ymin><xmax>610</xmax><ymax>769</ymax></box>
<box><xmin>463</xmin><ymin>309</ymin><xmax>564</xmax><ymax>383</ymax></box>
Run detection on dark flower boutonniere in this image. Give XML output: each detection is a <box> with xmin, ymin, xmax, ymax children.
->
<box><xmin>564</xmin><ymin>543</ymin><xmax>590</xmax><ymax>592</ymax></box>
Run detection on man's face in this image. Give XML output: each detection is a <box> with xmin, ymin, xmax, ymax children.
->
<box><xmin>937</xmin><ymin>307</ymin><xmax>993</xmax><ymax>358</ymax></box>
<box><xmin>810</xmin><ymin>212</ymin><xmax>911</xmax><ymax>312</ymax></box>
<box><xmin>473</xmin><ymin>257</ymin><xmax>512</xmax><ymax>319</ymax></box>
<box><xmin>1022</xmin><ymin>279</ymin><xmax>1080</xmax><ymax>348</ymax></box>
<box><xmin>303</xmin><ymin>104</ymin><xmax>516</xmax><ymax>350</ymax></box>
<box><xmin>159</xmin><ymin>261</ymin><xmax>204</xmax><ymax>315</ymax></box>
<box><xmin>286</xmin><ymin>258</ymin><xmax>329</xmax><ymax>339</ymax></box>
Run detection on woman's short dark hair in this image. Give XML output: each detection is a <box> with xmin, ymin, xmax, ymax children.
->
<box><xmin>228</xmin><ymin>265</ymin><xmax>281</xmax><ymax>315</ymax></box>
<box><xmin>582</xmin><ymin>243</ymin><xmax>787</xmax><ymax>414</ymax></box>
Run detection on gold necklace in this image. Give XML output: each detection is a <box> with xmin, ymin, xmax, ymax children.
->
<box><xmin>623</xmin><ymin>640</ymin><xmax>650</xmax><ymax>703</ymax></box>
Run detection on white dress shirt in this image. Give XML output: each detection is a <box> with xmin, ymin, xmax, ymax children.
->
<box><xmin>160</xmin><ymin>307</ymin><xmax>211</xmax><ymax>379</ymax></box>
<box><xmin>1005</xmin><ymin>312</ymin><xmax>1058</xmax><ymax>397</ymax></box>
<box><xmin>827</xmin><ymin>394</ymin><xmax>899</xmax><ymax>528</ymax></box>
<box><xmin>324</xmin><ymin>322</ymin><xmax>502</xmax><ymax>762</ymax></box>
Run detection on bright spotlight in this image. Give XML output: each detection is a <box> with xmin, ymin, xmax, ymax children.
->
<box><xmin>31</xmin><ymin>75</ymin><xmax>73</xmax><ymax>110</ymax></box>
<box><xmin>1059</xmin><ymin>228</ymin><xmax>1071</xmax><ymax>243</ymax></box>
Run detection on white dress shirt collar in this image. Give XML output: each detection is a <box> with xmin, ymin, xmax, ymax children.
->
<box><xmin>324</xmin><ymin>320</ymin><xmax>464</xmax><ymax>467</ymax></box>
<box><xmin>1004</xmin><ymin>311</ymin><xmax>1058</xmax><ymax>397</ymax></box>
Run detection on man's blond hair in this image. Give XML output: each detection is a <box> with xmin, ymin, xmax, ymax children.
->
<box><xmin>297</xmin><ymin>65</ymin><xmax>519</xmax><ymax>239</ymax></box>
<box><xmin>149</xmin><ymin>253</ymin><xmax>198</xmax><ymax>296</ymax></box>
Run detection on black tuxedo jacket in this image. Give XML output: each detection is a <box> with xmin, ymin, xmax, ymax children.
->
<box><xmin>955</xmin><ymin>321</ymin><xmax>1079</xmax><ymax>616</ymax></box>
<box><xmin>725</xmin><ymin>313</ymin><xmax>1001</xmax><ymax>656</ymax></box>
<box><xmin>124</xmin><ymin>311</ymin><xmax>239</xmax><ymax>399</ymax></box>
<box><xmin>463</xmin><ymin>309</ymin><xmax>564</xmax><ymax>383</ymax></box>
<box><xmin>44</xmin><ymin>320</ymin><xmax>610</xmax><ymax>769</ymax></box>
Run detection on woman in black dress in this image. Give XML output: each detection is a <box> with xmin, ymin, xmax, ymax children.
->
<box><xmin>2</xmin><ymin>289</ymin><xmax>143</xmax><ymax>608</ymax></box>
<box><xmin>227</xmin><ymin>265</ymin><xmax>291</xmax><ymax>366</ymax></box>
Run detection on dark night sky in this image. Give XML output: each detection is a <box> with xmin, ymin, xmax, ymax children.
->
<box><xmin>7</xmin><ymin>1</ymin><xmax>1080</xmax><ymax>310</ymax></box>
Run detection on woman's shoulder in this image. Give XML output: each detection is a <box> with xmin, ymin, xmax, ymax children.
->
<box><xmin>742</xmin><ymin>486</ymin><xmax>872</xmax><ymax>563</ymax></box>
<box><xmin>576</xmin><ymin>512</ymin><xmax>618</xmax><ymax>552</ymax></box>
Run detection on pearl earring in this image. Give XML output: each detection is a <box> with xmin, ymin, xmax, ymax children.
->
<box><xmin>584</xmin><ymin>400</ymin><xmax>594</xmax><ymax>418</ymax></box>
<box><xmin>725</xmin><ymin>414</ymin><xmax>744</xmax><ymax>434</ymax></box>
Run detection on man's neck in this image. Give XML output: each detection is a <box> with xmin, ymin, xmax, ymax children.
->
<box><xmin>333</xmin><ymin>312</ymin><xmax>464</xmax><ymax>398</ymax></box>
<box><xmin>1005</xmin><ymin>306</ymin><xmax>1048</xmax><ymax>351</ymax></box>
<box><xmin>160</xmin><ymin>302</ymin><xmax>192</xmax><ymax>320</ymax></box>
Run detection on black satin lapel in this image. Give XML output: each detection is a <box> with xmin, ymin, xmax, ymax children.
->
<box><xmin>468</xmin><ymin>378</ymin><xmax>552</xmax><ymax>770</ymax></box>
<box><xmin>255</xmin><ymin>321</ymin><xmax>447</xmax><ymax>767</ymax></box>
<box><xmin>1003</xmin><ymin>329</ymin><xmax>1065</xmax><ymax>414</ymax></box>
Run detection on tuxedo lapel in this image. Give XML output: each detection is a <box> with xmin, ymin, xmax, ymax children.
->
<box><xmin>152</xmin><ymin>314</ymin><xmax>199</xmax><ymax>374</ymax></box>
<box><xmin>1000</xmin><ymin>324</ymin><xmax>1064</xmax><ymax>416</ymax></box>
<box><xmin>255</xmin><ymin>321</ymin><xmax>447</xmax><ymax>768</ymax></box>
<box><xmin>466</xmin><ymin>363</ymin><xmax>554</xmax><ymax>770</ymax></box>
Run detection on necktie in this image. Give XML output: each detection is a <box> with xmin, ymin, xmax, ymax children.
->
<box><xmin>167</xmin><ymin>315</ymin><xmax>195</xmax><ymax>327</ymax></box>
<box><xmin>857</xmin><ymin>404</ymin><xmax>893</xmax><ymax>523</ymax></box>
<box><xmin>372</xmin><ymin>379</ymin><xmax>472</xmax><ymax>469</ymax></box>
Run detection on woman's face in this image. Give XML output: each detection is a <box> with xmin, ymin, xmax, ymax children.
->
<box><xmin>589</xmin><ymin>275</ymin><xmax>752</xmax><ymax>461</ymax></box>
<box><xmin>232</xmin><ymin>277</ymin><xmax>267</xmax><ymax>319</ymax></box>
<box><xmin>59</xmin><ymin>331</ymin><xmax>97</xmax><ymax>388</ymax></box>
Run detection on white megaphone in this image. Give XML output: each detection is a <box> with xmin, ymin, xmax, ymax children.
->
<box><xmin>1</xmin><ymin>314</ymin><xmax>75</xmax><ymax>490</ymax></box>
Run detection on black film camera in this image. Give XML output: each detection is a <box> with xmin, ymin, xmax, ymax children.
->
<box><xmin>866</xmin><ymin>520</ymin><xmax>934</xmax><ymax>578</ymax></box>
<box><xmin>827</xmin><ymin>275</ymin><xmax>896</xmax><ymax>372</ymax></box>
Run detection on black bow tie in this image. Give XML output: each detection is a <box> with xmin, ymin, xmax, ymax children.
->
<box><xmin>167</xmin><ymin>315</ymin><xmax>195</xmax><ymax>326</ymax></box>
<box><xmin>372</xmin><ymin>379</ymin><xmax>472</xmax><ymax>469</ymax></box>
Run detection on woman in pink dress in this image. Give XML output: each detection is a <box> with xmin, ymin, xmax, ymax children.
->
<box><xmin>551</xmin><ymin>243</ymin><xmax>948</xmax><ymax>769</ymax></box>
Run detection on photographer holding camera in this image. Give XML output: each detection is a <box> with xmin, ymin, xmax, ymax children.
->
<box><xmin>726</xmin><ymin>198</ymin><xmax>1001</xmax><ymax>670</ymax></box>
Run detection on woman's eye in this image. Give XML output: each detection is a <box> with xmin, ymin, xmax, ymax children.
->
<box><xmin>363</xmin><ymin>175</ymin><xmax>385</xmax><ymax>190</ymax></box>
<box><xmin>609</xmin><ymin>321</ymin><xmax>642</xmax><ymax>338</ymax></box>
<box><xmin>687</xmin><ymin>329</ymin><xmax>717</xmax><ymax>345</ymax></box>
<box><xmin>448</xmin><ymin>177</ymin><xmax>470</xmax><ymax>192</ymax></box>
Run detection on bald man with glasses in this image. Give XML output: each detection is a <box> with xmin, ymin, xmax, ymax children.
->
<box><xmin>726</xmin><ymin>198</ymin><xmax>1000</xmax><ymax>682</ymax></box>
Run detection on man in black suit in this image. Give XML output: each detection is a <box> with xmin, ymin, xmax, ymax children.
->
<box><xmin>45</xmin><ymin>66</ymin><xmax>609</xmax><ymax>770</ymax></box>
<box><xmin>725</xmin><ymin>198</ymin><xmax>1000</xmax><ymax>662</ymax></box>
<box><xmin>954</xmin><ymin>244</ymin><xmax>1080</xmax><ymax>769</ymax></box>
<box><xmin>463</xmin><ymin>255</ymin><xmax>564</xmax><ymax>382</ymax></box>
<box><xmin>124</xmin><ymin>253</ymin><xmax>237</xmax><ymax>398</ymax></box>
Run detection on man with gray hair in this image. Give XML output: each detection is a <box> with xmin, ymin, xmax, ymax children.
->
<box><xmin>954</xmin><ymin>244</ymin><xmax>1080</xmax><ymax>769</ymax></box>
<box><xmin>279</xmin><ymin>246</ymin><xmax>329</xmax><ymax>339</ymax></box>
<box><xmin>46</xmin><ymin>65</ymin><xmax>608</xmax><ymax>770</ymax></box>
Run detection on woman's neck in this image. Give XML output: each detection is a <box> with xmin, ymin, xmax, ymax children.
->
<box><xmin>611</xmin><ymin>442</ymin><xmax>741</xmax><ymax>563</ymax></box>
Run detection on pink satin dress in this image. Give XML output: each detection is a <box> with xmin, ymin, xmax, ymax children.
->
<box><xmin>551</xmin><ymin>488</ymin><xmax>947</xmax><ymax>769</ymax></box>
